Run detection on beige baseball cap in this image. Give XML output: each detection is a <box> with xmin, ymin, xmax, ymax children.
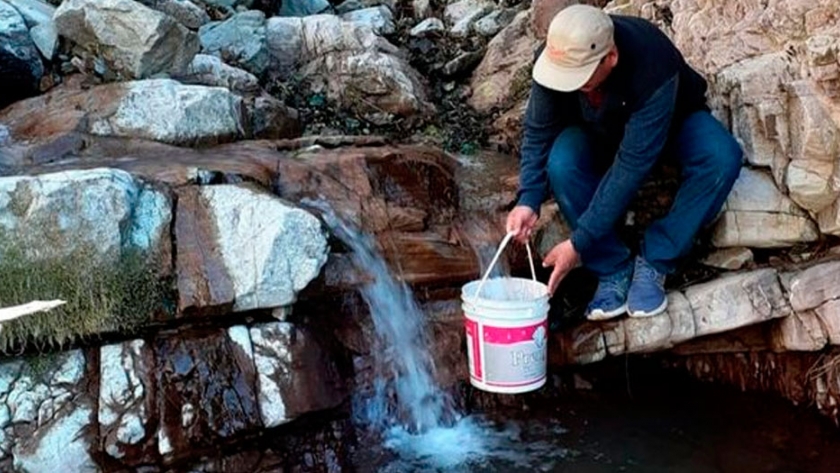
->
<box><xmin>532</xmin><ymin>4</ymin><xmax>615</xmax><ymax>92</ymax></box>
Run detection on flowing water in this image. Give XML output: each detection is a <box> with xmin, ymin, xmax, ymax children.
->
<box><xmin>308</xmin><ymin>199</ymin><xmax>840</xmax><ymax>473</ymax></box>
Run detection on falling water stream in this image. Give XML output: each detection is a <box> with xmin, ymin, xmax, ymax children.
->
<box><xmin>307</xmin><ymin>199</ymin><xmax>840</xmax><ymax>473</ymax></box>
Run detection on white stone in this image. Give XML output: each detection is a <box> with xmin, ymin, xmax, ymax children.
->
<box><xmin>0</xmin><ymin>0</ymin><xmax>43</xmax><ymax>86</ymax></box>
<box><xmin>202</xmin><ymin>185</ymin><xmax>329</xmax><ymax>311</ymax></box>
<box><xmin>818</xmin><ymin>197</ymin><xmax>840</xmax><ymax>236</ymax></box>
<box><xmin>13</xmin><ymin>407</ymin><xmax>95</xmax><ymax>473</ymax></box>
<box><xmin>667</xmin><ymin>291</ymin><xmax>697</xmax><ymax>345</ymax></box>
<box><xmin>179</xmin><ymin>54</ymin><xmax>261</xmax><ymax>95</ymax></box>
<box><xmin>444</xmin><ymin>0</ymin><xmax>494</xmax><ymax>26</ymax></box>
<box><xmin>685</xmin><ymin>268</ymin><xmax>790</xmax><ymax>337</ymax></box>
<box><xmin>199</xmin><ymin>10</ymin><xmax>268</xmax><ymax>77</ymax></box>
<box><xmin>29</xmin><ymin>22</ymin><xmax>57</xmax><ymax>59</ymax></box>
<box><xmin>409</xmin><ymin>17</ymin><xmax>444</xmax><ymax>37</ymax></box>
<box><xmin>450</xmin><ymin>4</ymin><xmax>495</xmax><ymax>37</ymax></box>
<box><xmin>788</xmin><ymin>261</ymin><xmax>840</xmax><ymax>312</ymax></box>
<box><xmin>788</xmin><ymin>80</ymin><xmax>840</xmax><ymax>164</ymax></box>
<box><xmin>3</xmin><ymin>0</ymin><xmax>58</xmax><ymax>59</ymax></box>
<box><xmin>89</xmin><ymin>79</ymin><xmax>245</xmax><ymax>145</ymax></box>
<box><xmin>54</xmin><ymin>0</ymin><xmax>199</xmax><ymax>79</ymax></box>
<box><xmin>0</xmin><ymin>168</ymin><xmax>170</xmax><ymax>261</ymax></box>
<box><xmin>341</xmin><ymin>6</ymin><xmax>395</xmax><ymax>35</ymax></box>
<box><xmin>712</xmin><ymin>168</ymin><xmax>819</xmax><ymax>248</ymax></box>
<box><xmin>250</xmin><ymin>322</ymin><xmax>292</xmax><ymax>427</ymax></box>
<box><xmin>99</xmin><ymin>341</ymin><xmax>146</xmax><ymax>428</ymax></box>
<box><xmin>137</xmin><ymin>0</ymin><xmax>210</xmax><ymax>30</ymax></box>
<box><xmin>228</xmin><ymin>325</ymin><xmax>253</xmax><ymax>358</ymax></box>
<box><xmin>412</xmin><ymin>0</ymin><xmax>430</xmax><ymax>18</ymax></box>
<box><xmin>474</xmin><ymin>8</ymin><xmax>516</xmax><ymax>37</ymax></box>
<box><xmin>181</xmin><ymin>403</ymin><xmax>195</xmax><ymax>428</ymax></box>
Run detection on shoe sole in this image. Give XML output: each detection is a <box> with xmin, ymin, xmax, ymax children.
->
<box><xmin>586</xmin><ymin>304</ymin><xmax>627</xmax><ymax>321</ymax></box>
<box><xmin>628</xmin><ymin>299</ymin><xmax>668</xmax><ymax>318</ymax></box>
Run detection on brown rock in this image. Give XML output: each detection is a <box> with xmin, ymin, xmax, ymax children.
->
<box><xmin>154</xmin><ymin>327</ymin><xmax>262</xmax><ymax>462</ymax></box>
<box><xmin>174</xmin><ymin>187</ymin><xmax>235</xmax><ymax>319</ymax></box>
<box><xmin>531</xmin><ymin>0</ymin><xmax>604</xmax><ymax>39</ymax></box>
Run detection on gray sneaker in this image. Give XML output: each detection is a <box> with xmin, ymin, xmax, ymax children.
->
<box><xmin>627</xmin><ymin>256</ymin><xmax>667</xmax><ymax>318</ymax></box>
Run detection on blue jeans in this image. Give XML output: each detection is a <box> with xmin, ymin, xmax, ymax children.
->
<box><xmin>546</xmin><ymin>111</ymin><xmax>743</xmax><ymax>277</ymax></box>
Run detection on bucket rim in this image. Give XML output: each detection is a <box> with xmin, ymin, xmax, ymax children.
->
<box><xmin>461</xmin><ymin>277</ymin><xmax>549</xmax><ymax>309</ymax></box>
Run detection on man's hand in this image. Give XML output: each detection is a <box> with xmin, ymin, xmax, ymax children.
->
<box><xmin>543</xmin><ymin>239</ymin><xmax>580</xmax><ymax>296</ymax></box>
<box><xmin>506</xmin><ymin>205</ymin><xmax>538</xmax><ymax>244</ymax></box>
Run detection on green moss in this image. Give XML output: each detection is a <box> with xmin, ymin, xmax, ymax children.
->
<box><xmin>510</xmin><ymin>66</ymin><xmax>534</xmax><ymax>102</ymax></box>
<box><xmin>0</xmin><ymin>239</ymin><xmax>171</xmax><ymax>354</ymax></box>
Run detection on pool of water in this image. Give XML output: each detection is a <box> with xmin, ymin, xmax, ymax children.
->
<box><xmin>352</xmin><ymin>364</ymin><xmax>840</xmax><ymax>473</ymax></box>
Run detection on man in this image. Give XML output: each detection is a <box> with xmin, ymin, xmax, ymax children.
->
<box><xmin>506</xmin><ymin>4</ymin><xmax>742</xmax><ymax>320</ymax></box>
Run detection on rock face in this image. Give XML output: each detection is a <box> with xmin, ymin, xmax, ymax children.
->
<box><xmin>266</xmin><ymin>14</ymin><xmax>432</xmax><ymax>124</ymax></box>
<box><xmin>199</xmin><ymin>10</ymin><xmax>269</xmax><ymax>77</ymax></box>
<box><xmin>54</xmin><ymin>0</ymin><xmax>200</xmax><ymax>79</ymax></box>
<box><xmin>0</xmin><ymin>79</ymin><xmax>246</xmax><ymax>147</ymax></box>
<box><xmin>0</xmin><ymin>0</ymin><xmax>44</xmax><ymax>108</ymax></box>
<box><xmin>0</xmin><ymin>168</ymin><xmax>171</xmax><ymax>261</ymax></box>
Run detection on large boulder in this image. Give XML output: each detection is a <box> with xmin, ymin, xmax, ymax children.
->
<box><xmin>0</xmin><ymin>1</ymin><xmax>44</xmax><ymax>108</ymax></box>
<box><xmin>4</xmin><ymin>0</ymin><xmax>59</xmax><ymax>59</ymax></box>
<box><xmin>0</xmin><ymin>168</ymin><xmax>171</xmax><ymax>262</ymax></box>
<box><xmin>198</xmin><ymin>10</ymin><xmax>269</xmax><ymax>77</ymax></box>
<box><xmin>266</xmin><ymin>15</ymin><xmax>432</xmax><ymax>124</ymax></box>
<box><xmin>0</xmin><ymin>79</ymin><xmax>246</xmax><ymax>147</ymax></box>
<box><xmin>54</xmin><ymin>0</ymin><xmax>199</xmax><ymax>79</ymax></box>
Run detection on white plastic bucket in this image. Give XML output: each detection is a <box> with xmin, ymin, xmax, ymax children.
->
<box><xmin>461</xmin><ymin>232</ymin><xmax>550</xmax><ymax>394</ymax></box>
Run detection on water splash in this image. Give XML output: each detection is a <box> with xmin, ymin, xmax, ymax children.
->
<box><xmin>305</xmin><ymin>199</ymin><xmax>457</xmax><ymax>433</ymax></box>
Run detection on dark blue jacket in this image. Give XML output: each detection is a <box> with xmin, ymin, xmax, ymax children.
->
<box><xmin>517</xmin><ymin>15</ymin><xmax>709</xmax><ymax>257</ymax></box>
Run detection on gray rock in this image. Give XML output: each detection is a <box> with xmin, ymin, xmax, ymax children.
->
<box><xmin>279</xmin><ymin>0</ymin><xmax>331</xmax><ymax>17</ymax></box>
<box><xmin>815</xmin><ymin>299</ymin><xmax>840</xmax><ymax>345</ymax></box>
<box><xmin>409</xmin><ymin>17</ymin><xmax>444</xmax><ymax>37</ymax></box>
<box><xmin>89</xmin><ymin>79</ymin><xmax>246</xmax><ymax>145</ymax></box>
<box><xmin>246</xmin><ymin>95</ymin><xmax>301</xmax><ymax>139</ymax></box>
<box><xmin>685</xmin><ymin>268</ymin><xmax>791</xmax><ymax>337</ymax></box>
<box><xmin>0</xmin><ymin>0</ymin><xmax>44</xmax><ymax>107</ymax></box>
<box><xmin>335</xmin><ymin>0</ymin><xmax>363</xmax><ymax>14</ymax></box>
<box><xmin>178</xmin><ymin>53</ymin><xmax>262</xmax><ymax>95</ymax></box>
<box><xmin>412</xmin><ymin>0</ymin><xmax>431</xmax><ymax>19</ymax></box>
<box><xmin>444</xmin><ymin>0</ymin><xmax>495</xmax><ymax>37</ymax></box>
<box><xmin>441</xmin><ymin>49</ymin><xmax>484</xmax><ymax>78</ymax></box>
<box><xmin>54</xmin><ymin>0</ymin><xmax>199</xmax><ymax>79</ymax></box>
<box><xmin>701</xmin><ymin>247</ymin><xmax>754</xmax><ymax>270</ymax></box>
<box><xmin>712</xmin><ymin>168</ymin><xmax>819</xmax><ymax>248</ymax></box>
<box><xmin>772</xmin><ymin>311</ymin><xmax>828</xmax><ymax>351</ymax></box>
<box><xmin>0</xmin><ymin>168</ymin><xmax>171</xmax><ymax>263</ymax></box>
<box><xmin>29</xmin><ymin>21</ymin><xmax>56</xmax><ymax>59</ymax></box>
<box><xmin>3</xmin><ymin>0</ymin><xmax>53</xmax><ymax>26</ymax></box>
<box><xmin>201</xmin><ymin>185</ymin><xmax>329</xmax><ymax>311</ymax></box>
<box><xmin>788</xmin><ymin>260</ymin><xmax>840</xmax><ymax>312</ymax></box>
<box><xmin>474</xmin><ymin>8</ymin><xmax>517</xmax><ymax>37</ymax></box>
<box><xmin>137</xmin><ymin>0</ymin><xmax>211</xmax><ymax>30</ymax></box>
<box><xmin>199</xmin><ymin>10</ymin><xmax>269</xmax><ymax>77</ymax></box>
<box><xmin>340</xmin><ymin>5</ymin><xmax>394</xmax><ymax>35</ymax></box>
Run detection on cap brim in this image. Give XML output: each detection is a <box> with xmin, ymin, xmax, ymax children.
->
<box><xmin>532</xmin><ymin>51</ymin><xmax>601</xmax><ymax>92</ymax></box>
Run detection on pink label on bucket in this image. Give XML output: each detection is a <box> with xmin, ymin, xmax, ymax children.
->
<box><xmin>465</xmin><ymin>318</ymin><xmax>482</xmax><ymax>380</ymax></box>
<box><xmin>483</xmin><ymin>322</ymin><xmax>546</xmax><ymax>345</ymax></box>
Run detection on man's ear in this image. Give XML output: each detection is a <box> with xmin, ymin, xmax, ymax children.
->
<box><xmin>607</xmin><ymin>46</ymin><xmax>619</xmax><ymax>67</ymax></box>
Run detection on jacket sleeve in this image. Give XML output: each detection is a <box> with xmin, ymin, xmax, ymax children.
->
<box><xmin>570</xmin><ymin>73</ymin><xmax>679</xmax><ymax>257</ymax></box>
<box><xmin>516</xmin><ymin>81</ymin><xmax>567</xmax><ymax>214</ymax></box>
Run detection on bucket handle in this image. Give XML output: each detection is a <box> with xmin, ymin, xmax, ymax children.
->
<box><xmin>472</xmin><ymin>231</ymin><xmax>539</xmax><ymax>300</ymax></box>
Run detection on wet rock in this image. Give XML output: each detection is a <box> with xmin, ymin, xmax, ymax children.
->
<box><xmin>175</xmin><ymin>186</ymin><xmax>236</xmax><ymax>318</ymax></box>
<box><xmin>249</xmin><ymin>322</ymin><xmax>346</xmax><ymax>427</ymax></box>
<box><xmin>100</xmin><ymin>340</ymin><xmax>156</xmax><ymax>464</ymax></box>
<box><xmin>0</xmin><ymin>79</ymin><xmax>246</xmax><ymax>147</ymax></box>
<box><xmin>0</xmin><ymin>1</ymin><xmax>44</xmax><ymax>108</ymax></box>
<box><xmin>409</xmin><ymin>17</ymin><xmax>444</xmax><ymax>37</ymax></box>
<box><xmin>278</xmin><ymin>0</ymin><xmax>331</xmax><ymax>17</ymax></box>
<box><xmin>178</xmin><ymin>53</ymin><xmax>262</xmax><ymax>95</ymax></box>
<box><xmin>54</xmin><ymin>0</ymin><xmax>199</xmax><ymax>79</ymax></box>
<box><xmin>444</xmin><ymin>0</ymin><xmax>495</xmax><ymax>37</ymax></box>
<box><xmin>340</xmin><ymin>5</ymin><xmax>394</xmax><ymax>35</ymax></box>
<box><xmin>0</xmin><ymin>168</ymin><xmax>171</xmax><ymax>262</ymax></box>
<box><xmin>468</xmin><ymin>11</ymin><xmax>537</xmax><ymax>114</ymax></box>
<box><xmin>711</xmin><ymin>168</ymin><xmax>819</xmax><ymax>248</ymax></box>
<box><xmin>685</xmin><ymin>268</ymin><xmax>791</xmax><ymax>337</ymax></box>
<box><xmin>787</xmin><ymin>261</ymin><xmax>840</xmax><ymax>312</ymax></box>
<box><xmin>474</xmin><ymin>8</ymin><xmax>517</xmax><ymax>37</ymax></box>
<box><xmin>201</xmin><ymin>184</ymin><xmax>329</xmax><ymax>311</ymax></box>
<box><xmin>772</xmin><ymin>311</ymin><xmax>828</xmax><ymax>352</ymax></box>
<box><xmin>701</xmin><ymin>247</ymin><xmax>754</xmax><ymax>270</ymax></box>
<box><xmin>0</xmin><ymin>351</ymin><xmax>96</xmax><ymax>472</ymax></box>
<box><xmin>137</xmin><ymin>0</ymin><xmax>211</xmax><ymax>30</ymax></box>
<box><xmin>199</xmin><ymin>10</ymin><xmax>269</xmax><ymax>77</ymax></box>
<box><xmin>154</xmin><ymin>328</ymin><xmax>261</xmax><ymax>461</ymax></box>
